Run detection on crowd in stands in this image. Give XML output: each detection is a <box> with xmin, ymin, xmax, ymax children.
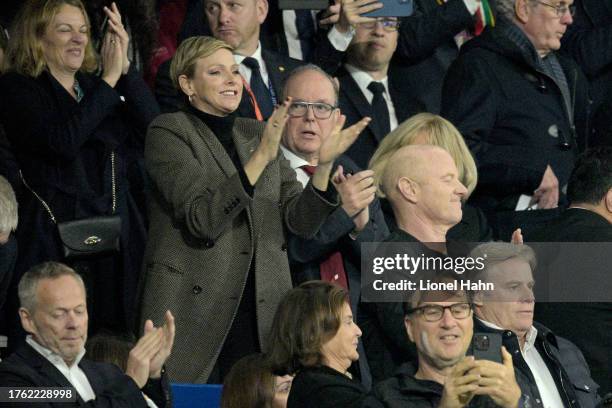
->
<box><xmin>0</xmin><ymin>0</ymin><xmax>611</xmax><ymax>406</ymax></box>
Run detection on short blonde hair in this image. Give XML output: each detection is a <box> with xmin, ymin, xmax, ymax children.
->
<box><xmin>170</xmin><ymin>36</ymin><xmax>234</xmax><ymax>91</ymax></box>
<box><xmin>369</xmin><ymin>113</ymin><xmax>478</xmax><ymax>198</ymax></box>
<box><xmin>4</xmin><ymin>0</ymin><xmax>97</xmax><ymax>77</ymax></box>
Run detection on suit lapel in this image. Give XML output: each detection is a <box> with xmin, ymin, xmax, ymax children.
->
<box><xmin>262</xmin><ymin>49</ymin><xmax>288</xmax><ymax>97</ymax></box>
<box><xmin>237</xmin><ymin>90</ymin><xmax>256</xmax><ymax>119</ymax></box>
<box><xmin>18</xmin><ymin>344</ymin><xmax>86</xmax><ymax>405</ymax></box>
<box><xmin>338</xmin><ymin>69</ymin><xmax>383</xmax><ymax>141</ymax></box>
<box><xmin>389</xmin><ymin>71</ymin><xmax>411</xmax><ymax>123</ymax></box>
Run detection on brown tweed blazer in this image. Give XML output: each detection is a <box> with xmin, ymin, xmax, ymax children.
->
<box><xmin>140</xmin><ymin>111</ymin><xmax>338</xmax><ymax>383</ymax></box>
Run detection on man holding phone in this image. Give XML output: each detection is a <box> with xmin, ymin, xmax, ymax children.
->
<box><xmin>370</xmin><ymin>271</ymin><xmax>521</xmax><ymax>407</ymax></box>
<box><xmin>468</xmin><ymin>243</ymin><xmax>601</xmax><ymax>408</ymax></box>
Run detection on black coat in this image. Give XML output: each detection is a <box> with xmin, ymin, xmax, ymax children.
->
<box><xmin>0</xmin><ymin>342</ymin><xmax>171</xmax><ymax>407</ymax></box>
<box><xmin>380</xmin><ymin>199</ymin><xmax>493</xmax><ymax>242</ymax></box>
<box><xmin>390</xmin><ymin>0</ymin><xmax>477</xmax><ymax>113</ymax></box>
<box><xmin>288</xmin><ymin>365</ymin><xmax>379</xmax><ymax>408</ymax></box>
<box><xmin>442</xmin><ymin>23</ymin><xmax>590</xmax><ymax>237</ymax></box>
<box><xmin>154</xmin><ymin>49</ymin><xmax>303</xmax><ymax>116</ymax></box>
<box><xmin>526</xmin><ymin>207</ymin><xmax>612</xmax><ymax>394</ymax></box>
<box><xmin>0</xmin><ymin>70</ymin><xmax>158</xmax><ymax>334</ymax></box>
<box><xmin>474</xmin><ymin>319</ymin><xmax>601</xmax><ymax>408</ymax></box>
<box><xmin>337</xmin><ymin>66</ymin><xmax>423</xmax><ymax>170</ymax></box>
<box><xmin>561</xmin><ymin>0</ymin><xmax>612</xmax><ymax>147</ymax></box>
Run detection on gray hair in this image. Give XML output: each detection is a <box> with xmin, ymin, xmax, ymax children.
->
<box><xmin>281</xmin><ymin>64</ymin><xmax>339</xmax><ymax>106</ymax></box>
<box><xmin>468</xmin><ymin>242</ymin><xmax>537</xmax><ymax>281</ymax></box>
<box><xmin>18</xmin><ymin>262</ymin><xmax>85</xmax><ymax>312</ymax></box>
<box><xmin>0</xmin><ymin>175</ymin><xmax>18</xmax><ymax>234</ymax></box>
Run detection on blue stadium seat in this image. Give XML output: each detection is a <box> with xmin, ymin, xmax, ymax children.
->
<box><xmin>171</xmin><ymin>383</ymin><xmax>223</xmax><ymax>408</ymax></box>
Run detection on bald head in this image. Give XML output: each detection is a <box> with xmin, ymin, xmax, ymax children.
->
<box><xmin>382</xmin><ymin>145</ymin><xmax>467</xmax><ymax>232</ymax></box>
<box><xmin>382</xmin><ymin>145</ymin><xmax>449</xmax><ymax>198</ymax></box>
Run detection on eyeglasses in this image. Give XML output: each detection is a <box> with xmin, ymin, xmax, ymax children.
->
<box><xmin>359</xmin><ymin>18</ymin><xmax>400</xmax><ymax>32</ymax></box>
<box><xmin>288</xmin><ymin>101</ymin><xmax>337</xmax><ymax>119</ymax></box>
<box><xmin>407</xmin><ymin>302</ymin><xmax>472</xmax><ymax>322</ymax></box>
<box><xmin>534</xmin><ymin>0</ymin><xmax>576</xmax><ymax>17</ymax></box>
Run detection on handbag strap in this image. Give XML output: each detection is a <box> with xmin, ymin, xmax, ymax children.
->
<box><xmin>19</xmin><ymin>151</ymin><xmax>117</xmax><ymax>225</ymax></box>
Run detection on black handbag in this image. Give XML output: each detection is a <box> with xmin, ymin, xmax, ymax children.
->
<box><xmin>21</xmin><ymin>152</ymin><xmax>121</xmax><ymax>259</ymax></box>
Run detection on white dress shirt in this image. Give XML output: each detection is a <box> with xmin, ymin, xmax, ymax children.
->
<box><xmin>26</xmin><ymin>335</ymin><xmax>96</xmax><ymax>402</ymax></box>
<box><xmin>344</xmin><ymin>64</ymin><xmax>399</xmax><ymax>131</ymax></box>
<box><xmin>280</xmin><ymin>145</ymin><xmax>311</xmax><ymax>187</ymax></box>
<box><xmin>477</xmin><ymin>320</ymin><xmax>566</xmax><ymax>408</ymax></box>
<box><xmin>282</xmin><ymin>10</ymin><xmax>354</xmax><ymax>58</ymax></box>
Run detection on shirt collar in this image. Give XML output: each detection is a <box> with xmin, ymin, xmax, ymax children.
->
<box><xmin>345</xmin><ymin>63</ymin><xmax>389</xmax><ymax>97</ymax></box>
<box><xmin>280</xmin><ymin>145</ymin><xmax>311</xmax><ymax>169</ymax></box>
<box><xmin>234</xmin><ymin>42</ymin><xmax>263</xmax><ymax>66</ymax></box>
<box><xmin>476</xmin><ymin>318</ymin><xmax>537</xmax><ymax>348</ymax></box>
<box><xmin>26</xmin><ymin>335</ymin><xmax>86</xmax><ymax>368</ymax></box>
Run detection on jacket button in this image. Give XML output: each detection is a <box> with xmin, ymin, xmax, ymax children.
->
<box><xmin>192</xmin><ymin>285</ymin><xmax>202</xmax><ymax>294</ymax></box>
<box><xmin>281</xmin><ymin>243</ymin><xmax>287</xmax><ymax>251</ymax></box>
<box><xmin>205</xmin><ymin>240</ymin><xmax>215</xmax><ymax>248</ymax></box>
<box><xmin>224</xmin><ymin>208</ymin><xmax>229</xmax><ymax>214</ymax></box>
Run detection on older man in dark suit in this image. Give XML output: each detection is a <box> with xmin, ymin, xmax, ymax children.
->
<box><xmin>0</xmin><ymin>262</ymin><xmax>174</xmax><ymax>407</ymax></box>
<box><xmin>279</xmin><ymin>65</ymin><xmax>390</xmax><ymax>388</ymax></box>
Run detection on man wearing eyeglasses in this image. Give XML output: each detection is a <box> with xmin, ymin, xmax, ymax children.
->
<box><xmin>279</xmin><ymin>64</ymin><xmax>390</xmax><ymax>389</ymax></box>
<box><xmin>335</xmin><ymin>16</ymin><xmax>423</xmax><ymax>169</ymax></box>
<box><xmin>468</xmin><ymin>243</ymin><xmax>601</xmax><ymax>408</ymax></box>
<box><xmin>369</xmin><ymin>271</ymin><xmax>522</xmax><ymax>408</ymax></box>
<box><xmin>442</xmin><ymin>0</ymin><xmax>591</xmax><ymax>240</ymax></box>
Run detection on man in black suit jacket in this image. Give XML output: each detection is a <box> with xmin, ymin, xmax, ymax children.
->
<box><xmin>527</xmin><ymin>147</ymin><xmax>612</xmax><ymax>393</ymax></box>
<box><xmin>0</xmin><ymin>262</ymin><xmax>174</xmax><ymax>407</ymax></box>
<box><xmin>338</xmin><ymin>18</ymin><xmax>422</xmax><ymax>169</ymax></box>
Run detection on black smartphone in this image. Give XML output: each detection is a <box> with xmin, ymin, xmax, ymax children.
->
<box><xmin>472</xmin><ymin>332</ymin><xmax>503</xmax><ymax>364</ymax></box>
<box><xmin>364</xmin><ymin>0</ymin><xmax>414</xmax><ymax>17</ymax></box>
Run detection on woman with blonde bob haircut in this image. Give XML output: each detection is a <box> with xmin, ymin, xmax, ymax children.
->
<box><xmin>268</xmin><ymin>281</ymin><xmax>371</xmax><ymax>407</ymax></box>
<box><xmin>140</xmin><ymin>36</ymin><xmax>368</xmax><ymax>384</ymax></box>
<box><xmin>369</xmin><ymin>112</ymin><xmax>492</xmax><ymax>241</ymax></box>
<box><xmin>0</xmin><ymin>0</ymin><xmax>158</xmax><ymax>337</ymax></box>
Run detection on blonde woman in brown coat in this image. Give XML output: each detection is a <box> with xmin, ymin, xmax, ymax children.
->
<box><xmin>140</xmin><ymin>36</ymin><xmax>370</xmax><ymax>383</ymax></box>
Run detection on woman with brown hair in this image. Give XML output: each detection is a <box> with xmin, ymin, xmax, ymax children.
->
<box><xmin>221</xmin><ymin>353</ymin><xmax>293</xmax><ymax>408</ymax></box>
<box><xmin>268</xmin><ymin>281</ymin><xmax>374</xmax><ymax>408</ymax></box>
<box><xmin>0</xmin><ymin>0</ymin><xmax>158</xmax><ymax>340</ymax></box>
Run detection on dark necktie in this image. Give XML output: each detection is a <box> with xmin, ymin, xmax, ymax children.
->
<box><xmin>295</xmin><ymin>10</ymin><xmax>316</xmax><ymax>62</ymax></box>
<box><xmin>300</xmin><ymin>165</ymin><xmax>349</xmax><ymax>290</ymax></box>
<box><xmin>242</xmin><ymin>57</ymin><xmax>274</xmax><ymax>119</ymax></box>
<box><xmin>367</xmin><ymin>81</ymin><xmax>391</xmax><ymax>137</ymax></box>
